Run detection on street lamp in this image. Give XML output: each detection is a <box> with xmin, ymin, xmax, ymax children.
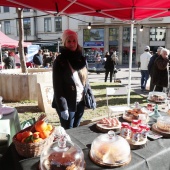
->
<box><xmin>57</xmin><ymin>37</ymin><xmax>62</xmax><ymax>52</ymax></box>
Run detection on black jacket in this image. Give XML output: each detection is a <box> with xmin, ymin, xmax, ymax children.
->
<box><xmin>33</xmin><ymin>53</ymin><xmax>43</xmax><ymax>65</ymax></box>
<box><xmin>52</xmin><ymin>52</ymin><xmax>95</xmax><ymax>112</ymax></box>
<box><xmin>104</xmin><ymin>55</ymin><xmax>114</xmax><ymax>70</ymax></box>
<box><xmin>148</xmin><ymin>53</ymin><xmax>159</xmax><ymax>76</ymax></box>
<box><xmin>152</xmin><ymin>56</ymin><xmax>169</xmax><ymax>87</ymax></box>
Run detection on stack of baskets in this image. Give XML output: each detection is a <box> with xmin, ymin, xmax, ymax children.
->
<box><xmin>13</xmin><ymin>116</ymin><xmax>55</xmax><ymax>158</ymax></box>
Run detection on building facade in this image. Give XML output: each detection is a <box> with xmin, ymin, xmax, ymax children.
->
<box><xmin>0</xmin><ymin>6</ymin><xmax>170</xmax><ymax>64</ymax></box>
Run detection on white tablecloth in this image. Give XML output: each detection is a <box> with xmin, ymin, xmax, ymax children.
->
<box><xmin>0</xmin><ymin>108</ymin><xmax>21</xmax><ymax>145</ymax></box>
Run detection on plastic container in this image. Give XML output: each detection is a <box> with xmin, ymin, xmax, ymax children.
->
<box><xmin>90</xmin><ymin>131</ymin><xmax>131</xmax><ymax>166</ymax></box>
<box><xmin>120</xmin><ymin>122</ymin><xmax>131</xmax><ymax>138</ymax></box>
<box><xmin>131</xmin><ymin>127</ymin><xmax>141</xmax><ymax>143</ymax></box>
<box><xmin>157</xmin><ymin>116</ymin><xmax>170</xmax><ymax>132</ymax></box>
<box><xmin>131</xmin><ymin>120</ymin><xmax>141</xmax><ymax>127</ymax></box>
<box><xmin>40</xmin><ymin>128</ymin><xmax>85</xmax><ymax>170</ymax></box>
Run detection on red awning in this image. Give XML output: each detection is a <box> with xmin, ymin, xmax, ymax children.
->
<box><xmin>0</xmin><ymin>0</ymin><xmax>24</xmax><ymax>8</ymax></box>
<box><xmin>0</xmin><ymin>31</ymin><xmax>31</xmax><ymax>48</ymax></box>
<box><xmin>7</xmin><ymin>0</ymin><xmax>170</xmax><ymax>21</ymax></box>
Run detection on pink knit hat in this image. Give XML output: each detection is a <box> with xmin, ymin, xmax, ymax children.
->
<box><xmin>62</xmin><ymin>29</ymin><xmax>78</xmax><ymax>44</ymax></box>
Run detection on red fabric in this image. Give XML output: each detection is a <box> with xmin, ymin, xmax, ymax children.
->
<box><xmin>7</xmin><ymin>0</ymin><xmax>170</xmax><ymax>21</ymax></box>
<box><xmin>26</xmin><ymin>62</ymin><xmax>34</xmax><ymax>68</ymax></box>
<box><xmin>0</xmin><ymin>31</ymin><xmax>31</xmax><ymax>48</ymax></box>
<box><xmin>0</xmin><ymin>0</ymin><xmax>24</xmax><ymax>8</ymax></box>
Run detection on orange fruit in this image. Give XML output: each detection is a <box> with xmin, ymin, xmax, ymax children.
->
<box><xmin>22</xmin><ymin>131</ymin><xmax>33</xmax><ymax>139</ymax></box>
<box><xmin>16</xmin><ymin>133</ymin><xmax>23</xmax><ymax>142</ymax></box>
<box><xmin>35</xmin><ymin>120</ymin><xmax>48</xmax><ymax>132</ymax></box>
<box><xmin>46</xmin><ymin>124</ymin><xmax>53</xmax><ymax>131</ymax></box>
<box><xmin>39</xmin><ymin>130</ymin><xmax>50</xmax><ymax>139</ymax></box>
<box><xmin>33</xmin><ymin>132</ymin><xmax>40</xmax><ymax>139</ymax></box>
<box><xmin>21</xmin><ymin>137</ymin><xmax>26</xmax><ymax>143</ymax></box>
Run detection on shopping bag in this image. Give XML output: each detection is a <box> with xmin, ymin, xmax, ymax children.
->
<box><xmin>146</xmin><ymin>77</ymin><xmax>150</xmax><ymax>91</ymax></box>
<box><xmin>83</xmin><ymin>84</ymin><xmax>96</xmax><ymax>110</ymax></box>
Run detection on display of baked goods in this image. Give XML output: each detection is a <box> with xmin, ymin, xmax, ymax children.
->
<box><xmin>148</xmin><ymin>92</ymin><xmax>167</xmax><ymax>103</ymax></box>
<box><xmin>156</xmin><ymin>116</ymin><xmax>170</xmax><ymax>132</ymax></box>
<box><xmin>96</xmin><ymin>117</ymin><xmax>121</xmax><ymax>132</ymax></box>
<box><xmin>123</xmin><ymin>108</ymin><xmax>148</xmax><ymax>123</ymax></box>
<box><xmin>97</xmin><ymin>117</ymin><xmax>121</xmax><ymax>127</ymax></box>
<box><xmin>90</xmin><ymin>131</ymin><xmax>131</xmax><ymax>167</ymax></box>
<box><xmin>40</xmin><ymin>127</ymin><xmax>85</xmax><ymax>170</ymax></box>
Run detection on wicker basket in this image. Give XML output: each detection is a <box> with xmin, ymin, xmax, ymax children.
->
<box><xmin>13</xmin><ymin>125</ymin><xmax>55</xmax><ymax>158</ymax></box>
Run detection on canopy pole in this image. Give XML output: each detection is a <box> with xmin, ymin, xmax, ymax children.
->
<box><xmin>0</xmin><ymin>45</ymin><xmax>2</xmax><ymax>70</ymax></box>
<box><xmin>127</xmin><ymin>22</ymin><xmax>134</xmax><ymax>106</ymax></box>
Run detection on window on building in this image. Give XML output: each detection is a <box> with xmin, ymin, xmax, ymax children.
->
<box><xmin>122</xmin><ymin>27</ymin><xmax>136</xmax><ymax>64</ymax></box>
<box><xmin>44</xmin><ymin>18</ymin><xmax>51</xmax><ymax>32</ymax></box>
<box><xmin>150</xmin><ymin>27</ymin><xmax>166</xmax><ymax>41</ymax></box>
<box><xmin>4</xmin><ymin>21</ymin><xmax>11</xmax><ymax>34</ymax></box>
<box><xmin>93</xmin><ymin>16</ymin><xmax>104</xmax><ymax>22</ymax></box>
<box><xmin>23</xmin><ymin>18</ymin><xmax>31</xmax><ymax>38</ymax></box>
<box><xmin>109</xmin><ymin>28</ymin><xmax>119</xmax><ymax>41</ymax></box>
<box><xmin>3</xmin><ymin>7</ymin><xmax>9</xmax><ymax>13</ymax></box>
<box><xmin>123</xmin><ymin>27</ymin><xmax>136</xmax><ymax>43</ymax></box>
<box><xmin>16</xmin><ymin>18</ymin><xmax>31</xmax><ymax>40</ymax></box>
<box><xmin>23</xmin><ymin>8</ymin><xmax>30</xmax><ymax>12</ymax></box>
<box><xmin>109</xmin><ymin>28</ymin><xmax>119</xmax><ymax>52</ymax></box>
<box><xmin>55</xmin><ymin>17</ymin><xmax>62</xmax><ymax>32</ymax></box>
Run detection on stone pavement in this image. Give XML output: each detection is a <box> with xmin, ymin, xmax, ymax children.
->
<box><xmin>88</xmin><ymin>64</ymin><xmax>148</xmax><ymax>97</ymax></box>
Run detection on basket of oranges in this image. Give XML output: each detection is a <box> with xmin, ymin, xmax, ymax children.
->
<box><xmin>13</xmin><ymin>116</ymin><xmax>55</xmax><ymax>158</ymax></box>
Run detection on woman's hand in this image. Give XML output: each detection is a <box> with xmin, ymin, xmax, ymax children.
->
<box><xmin>61</xmin><ymin>110</ymin><xmax>69</xmax><ymax>120</ymax></box>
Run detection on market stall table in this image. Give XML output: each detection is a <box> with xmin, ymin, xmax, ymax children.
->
<box><xmin>1</xmin><ymin>113</ymin><xmax>170</xmax><ymax>170</ymax></box>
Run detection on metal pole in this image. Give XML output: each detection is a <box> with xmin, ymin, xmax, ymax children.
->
<box><xmin>0</xmin><ymin>45</ymin><xmax>2</xmax><ymax>70</ymax></box>
<box><xmin>57</xmin><ymin>41</ymin><xmax>59</xmax><ymax>52</ymax></box>
<box><xmin>127</xmin><ymin>22</ymin><xmax>134</xmax><ymax>106</ymax></box>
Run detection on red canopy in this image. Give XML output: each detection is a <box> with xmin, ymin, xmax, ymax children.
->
<box><xmin>0</xmin><ymin>31</ymin><xmax>31</xmax><ymax>48</ymax></box>
<box><xmin>7</xmin><ymin>0</ymin><xmax>170</xmax><ymax>21</ymax></box>
<box><xmin>7</xmin><ymin>0</ymin><xmax>170</xmax><ymax>105</ymax></box>
<box><xmin>0</xmin><ymin>0</ymin><xmax>24</xmax><ymax>8</ymax></box>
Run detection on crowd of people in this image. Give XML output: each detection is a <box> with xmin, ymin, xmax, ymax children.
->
<box><xmin>140</xmin><ymin>46</ymin><xmax>170</xmax><ymax>92</ymax></box>
<box><xmin>1</xmin><ymin>49</ymin><xmax>59</xmax><ymax>69</ymax></box>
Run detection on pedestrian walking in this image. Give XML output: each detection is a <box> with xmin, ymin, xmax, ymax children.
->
<box><xmin>104</xmin><ymin>51</ymin><xmax>114</xmax><ymax>82</ymax></box>
<box><xmin>95</xmin><ymin>53</ymin><xmax>102</xmax><ymax>74</ymax></box>
<box><xmin>148</xmin><ymin>46</ymin><xmax>163</xmax><ymax>91</ymax></box>
<box><xmin>140</xmin><ymin>46</ymin><xmax>152</xmax><ymax>91</ymax></box>
<box><xmin>152</xmin><ymin>48</ymin><xmax>170</xmax><ymax>92</ymax></box>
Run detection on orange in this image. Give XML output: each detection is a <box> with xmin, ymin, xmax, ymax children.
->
<box><xmin>46</xmin><ymin>124</ymin><xmax>53</xmax><ymax>131</ymax></box>
<box><xmin>35</xmin><ymin>120</ymin><xmax>48</xmax><ymax>132</ymax></box>
<box><xmin>22</xmin><ymin>131</ymin><xmax>33</xmax><ymax>139</ymax></box>
<box><xmin>33</xmin><ymin>132</ymin><xmax>40</xmax><ymax>139</ymax></box>
<box><xmin>16</xmin><ymin>133</ymin><xmax>23</xmax><ymax>142</ymax></box>
<box><xmin>39</xmin><ymin>130</ymin><xmax>50</xmax><ymax>139</ymax></box>
<box><xmin>21</xmin><ymin>137</ymin><xmax>26</xmax><ymax>143</ymax></box>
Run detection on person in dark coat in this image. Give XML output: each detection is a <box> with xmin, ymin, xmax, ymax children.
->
<box><xmin>104</xmin><ymin>51</ymin><xmax>114</xmax><ymax>82</ymax></box>
<box><xmin>52</xmin><ymin>29</ymin><xmax>96</xmax><ymax>129</ymax></box>
<box><xmin>152</xmin><ymin>48</ymin><xmax>170</xmax><ymax>92</ymax></box>
<box><xmin>148</xmin><ymin>47</ymin><xmax>163</xmax><ymax>91</ymax></box>
<box><xmin>3</xmin><ymin>51</ymin><xmax>15</xmax><ymax>69</ymax></box>
<box><xmin>33</xmin><ymin>49</ymin><xmax>43</xmax><ymax>68</ymax></box>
